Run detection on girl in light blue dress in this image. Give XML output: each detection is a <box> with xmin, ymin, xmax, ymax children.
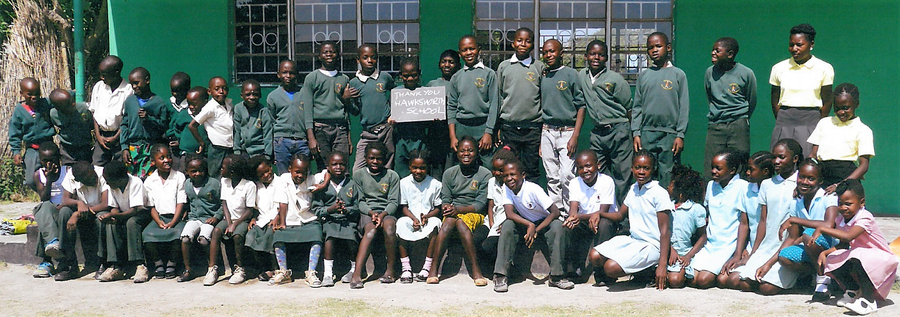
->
<box><xmin>723</xmin><ymin>151</ymin><xmax>775</xmax><ymax>289</ymax></box>
<box><xmin>664</xmin><ymin>165</ymin><xmax>707</xmax><ymax>289</ymax></box>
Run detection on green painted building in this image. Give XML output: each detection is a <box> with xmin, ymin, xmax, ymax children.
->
<box><xmin>108</xmin><ymin>0</ymin><xmax>900</xmax><ymax>214</ymax></box>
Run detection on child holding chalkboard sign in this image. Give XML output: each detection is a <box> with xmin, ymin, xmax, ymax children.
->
<box><xmin>348</xmin><ymin>44</ymin><xmax>396</xmax><ymax>171</ymax></box>
<box><xmin>392</xmin><ymin>58</ymin><xmax>431</xmax><ymax>179</ymax></box>
<box><xmin>425</xmin><ymin>50</ymin><xmax>462</xmax><ymax>179</ymax></box>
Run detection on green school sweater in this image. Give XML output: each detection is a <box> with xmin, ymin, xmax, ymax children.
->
<box><xmin>312</xmin><ymin>176</ymin><xmax>360</xmax><ymax>221</ymax></box>
<box><xmin>705</xmin><ymin>63</ymin><xmax>757</xmax><ymax>124</ymax></box>
<box><xmin>440</xmin><ymin>165</ymin><xmax>491</xmax><ymax>214</ymax></box>
<box><xmin>541</xmin><ymin>66</ymin><xmax>585</xmax><ymax>127</ymax></box>
<box><xmin>300</xmin><ymin>70</ymin><xmax>350</xmax><ymax>128</ymax></box>
<box><xmin>631</xmin><ymin>65</ymin><xmax>690</xmax><ymax>138</ymax></box>
<box><xmin>120</xmin><ymin>94</ymin><xmax>169</xmax><ymax>150</ymax></box>
<box><xmin>8</xmin><ymin>99</ymin><xmax>55</xmax><ymax>153</ymax></box>
<box><xmin>579</xmin><ymin>68</ymin><xmax>633</xmax><ymax>126</ymax></box>
<box><xmin>426</xmin><ymin>78</ymin><xmax>451</xmax><ymax>89</ymax></box>
<box><xmin>167</xmin><ymin>109</ymin><xmax>208</xmax><ymax>155</ymax></box>
<box><xmin>447</xmin><ymin>66</ymin><xmax>499</xmax><ymax>134</ymax></box>
<box><xmin>348</xmin><ymin>71</ymin><xmax>395</xmax><ymax>131</ymax></box>
<box><xmin>185</xmin><ymin>177</ymin><xmax>223</xmax><ymax>221</ymax></box>
<box><xmin>497</xmin><ymin>59</ymin><xmax>545</xmax><ymax>123</ymax></box>
<box><xmin>352</xmin><ymin>168</ymin><xmax>400</xmax><ymax>216</ymax></box>
<box><xmin>266</xmin><ymin>86</ymin><xmax>307</xmax><ymax>139</ymax></box>
<box><xmin>50</xmin><ymin>102</ymin><xmax>93</xmax><ymax>148</ymax></box>
<box><xmin>233</xmin><ymin>101</ymin><xmax>273</xmax><ymax>158</ymax></box>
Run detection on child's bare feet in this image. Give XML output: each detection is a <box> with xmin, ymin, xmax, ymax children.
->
<box><xmin>379</xmin><ymin>273</ymin><xmax>396</xmax><ymax>284</ymax></box>
<box><xmin>349</xmin><ymin>277</ymin><xmax>364</xmax><ymax>289</ymax></box>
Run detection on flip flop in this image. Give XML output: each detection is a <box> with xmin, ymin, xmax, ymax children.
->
<box><xmin>426</xmin><ymin>277</ymin><xmax>440</xmax><ymax>284</ymax></box>
<box><xmin>379</xmin><ymin>275</ymin><xmax>396</xmax><ymax>284</ymax></box>
<box><xmin>350</xmin><ymin>280</ymin><xmax>364</xmax><ymax>289</ymax></box>
<box><xmin>474</xmin><ymin>278</ymin><xmax>488</xmax><ymax>287</ymax></box>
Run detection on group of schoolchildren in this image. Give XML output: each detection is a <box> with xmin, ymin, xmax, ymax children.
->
<box><xmin>8</xmin><ymin>22</ymin><xmax>897</xmax><ymax>315</ymax></box>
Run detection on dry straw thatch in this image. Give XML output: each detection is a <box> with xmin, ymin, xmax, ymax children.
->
<box><xmin>0</xmin><ymin>0</ymin><xmax>70</xmax><ymax>158</ymax></box>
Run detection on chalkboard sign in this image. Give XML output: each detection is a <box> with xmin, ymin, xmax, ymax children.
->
<box><xmin>391</xmin><ymin>86</ymin><xmax>446</xmax><ymax>122</ymax></box>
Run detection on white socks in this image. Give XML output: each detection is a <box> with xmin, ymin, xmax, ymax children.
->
<box><xmin>401</xmin><ymin>257</ymin><xmax>412</xmax><ymax>272</ymax></box>
<box><xmin>421</xmin><ymin>257</ymin><xmax>433</xmax><ymax>275</ymax></box>
<box><xmin>815</xmin><ymin>275</ymin><xmax>831</xmax><ymax>293</ymax></box>
<box><xmin>349</xmin><ymin>261</ymin><xmax>356</xmax><ymax>274</ymax></box>
<box><xmin>324</xmin><ymin>259</ymin><xmax>334</xmax><ymax>278</ymax></box>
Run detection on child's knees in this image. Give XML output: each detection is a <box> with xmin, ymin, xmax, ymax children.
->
<box><xmin>667</xmin><ymin>273</ymin><xmax>686</xmax><ymax>288</ymax></box>
<box><xmin>588</xmin><ymin>250</ymin><xmax>603</xmax><ymax>266</ymax></box>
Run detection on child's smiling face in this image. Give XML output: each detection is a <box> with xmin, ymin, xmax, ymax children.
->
<box><xmin>512</xmin><ymin>29</ymin><xmax>534</xmax><ymax>60</ymax></box>
<box><xmin>186</xmin><ymin>91</ymin><xmax>206</xmax><ymax>116</ymax></box>
<box><xmin>458</xmin><ymin>37</ymin><xmax>481</xmax><ymax>67</ymax></box>
<box><xmin>326</xmin><ymin>153</ymin><xmax>347</xmax><ymax>180</ymax></box>
<box><xmin>290</xmin><ymin>159</ymin><xmax>310</xmax><ymax>185</ymax></box>
<box><xmin>399</xmin><ymin>63</ymin><xmax>420</xmax><ymax>89</ymax></box>
<box><xmin>772</xmin><ymin>144</ymin><xmax>798</xmax><ymax>177</ymax></box>
<box><xmin>152</xmin><ymin>148</ymin><xmax>173</xmax><ymax>174</ymax></box>
<box><xmin>837</xmin><ymin>190</ymin><xmax>864</xmax><ymax>221</ymax></box>
<box><xmin>585</xmin><ymin>43</ymin><xmax>608</xmax><ymax>73</ymax></box>
<box><xmin>491</xmin><ymin>158</ymin><xmax>505</xmax><ymax>182</ymax></box>
<box><xmin>277</xmin><ymin>61</ymin><xmax>298</xmax><ymax>87</ymax></box>
<box><xmin>241</xmin><ymin>82</ymin><xmax>261</xmax><ymax>108</ymax></box>
<box><xmin>365</xmin><ymin>148</ymin><xmax>386</xmax><ymax>174</ymax></box>
<box><xmin>208</xmin><ymin>77</ymin><xmax>229</xmax><ymax>104</ymax></box>
<box><xmin>503</xmin><ymin>163</ymin><xmax>525</xmax><ymax>193</ymax></box>
<box><xmin>319</xmin><ymin>43</ymin><xmax>338</xmax><ymax>69</ymax></box>
<box><xmin>710</xmin><ymin>41</ymin><xmax>732</xmax><ymax>66</ymax></box>
<box><xmin>186</xmin><ymin>159</ymin><xmax>207</xmax><ymax>184</ymax></box>
<box><xmin>710</xmin><ymin>155</ymin><xmax>735</xmax><ymax>186</ymax></box>
<box><xmin>456</xmin><ymin>139</ymin><xmax>478</xmax><ymax>167</ymax></box>
<box><xmin>745</xmin><ymin>159</ymin><xmax>769</xmax><ymax>184</ymax></box>
<box><xmin>575</xmin><ymin>153</ymin><xmax>599</xmax><ymax>186</ymax></box>
<box><xmin>833</xmin><ymin>93</ymin><xmax>858</xmax><ymax>123</ymax></box>
<box><xmin>129</xmin><ymin>72</ymin><xmax>150</xmax><ymax>97</ymax></box>
<box><xmin>439</xmin><ymin>56</ymin><xmax>460</xmax><ymax>78</ymax></box>
<box><xmin>220</xmin><ymin>157</ymin><xmax>234</xmax><ymax>179</ymax></box>
<box><xmin>796</xmin><ymin>164</ymin><xmax>822</xmax><ymax>197</ymax></box>
<box><xmin>409</xmin><ymin>158</ymin><xmax>429</xmax><ymax>183</ymax></box>
<box><xmin>256</xmin><ymin>162</ymin><xmax>274</xmax><ymax>185</ymax></box>
<box><xmin>631</xmin><ymin>155</ymin><xmax>654</xmax><ymax>186</ymax></box>
<box><xmin>542</xmin><ymin>40</ymin><xmax>562</xmax><ymax>69</ymax></box>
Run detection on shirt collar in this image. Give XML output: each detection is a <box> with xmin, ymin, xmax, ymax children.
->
<box><xmin>831</xmin><ymin>116</ymin><xmax>859</xmax><ymax>127</ymax></box>
<box><xmin>463</xmin><ymin>61</ymin><xmax>486</xmax><ymax>70</ymax></box>
<box><xmin>748</xmin><ymin>182</ymin><xmax>760</xmax><ymax>193</ymax></box>
<box><xmin>637</xmin><ymin>180</ymin><xmax>659</xmax><ymax>192</ymax></box>
<box><xmin>548</xmin><ymin>65</ymin><xmax>565</xmax><ymax>73</ymax></box>
<box><xmin>510</xmin><ymin>55</ymin><xmax>533</xmax><ymax>66</ymax></box>
<box><xmin>788</xmin><ymin>55</ymin><xmax>819</xmax><ymax>69</ymax></box>
<box><xmin>169</xmin><ymin>96</ymin><xmax>188</xmax><ymax>112</ymax></box>
<box><xmin>677</xmin><ymin>199</ymin><xmax>696</xmax><ymax>210</ymax></box>
<box><xmin>318</xmin><ymin>68</ymin><xmax>339</xmax><ymax>77</ymax></box>
<box><xmin>774</xmin><ymin>171</ymin><xmax>799</xmax><ymax>183</ymax></box>
<box><xmin>356</xmin><ymin>69</ymin><xmax>380</xmax><ymax>82</ymax></box>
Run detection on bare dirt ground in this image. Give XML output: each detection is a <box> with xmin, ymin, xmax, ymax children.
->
<box><xmin>2</xmin><ymin>202</ymin><xmax>899</xmax><ymax>316</ymax></box>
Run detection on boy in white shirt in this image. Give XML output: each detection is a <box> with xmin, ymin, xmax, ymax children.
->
<box><xmin>89</xmin><ymin>55</ymin><xmax>134</xmax><ymax>166</ymax></box>
<box><xmin>563</xmin><ymin>150</ymin><xmax>617</xmax><ymax>282</ymax></box>
<box><xmin>56</xmin><ymin>161</ymin><xmax>112</xmax><ymax>281</ymax></box>
<box><xmin>493</xmin><ymin>160</ymin><xmax>572</xmax><ymax>292</ymax></box>
<box><xmin>189</xmin><ymin>76</ymin><xmax>234</xmax><ymax>177</ymax></box>
<box><xmin>97</xmin><ymin>160</ymin><xmax>149</xmax><ymax>282</ymax></box>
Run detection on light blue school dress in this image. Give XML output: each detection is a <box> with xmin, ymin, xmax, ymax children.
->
<box><xmin>734</xmin><ymin>171</ymin><xmax>798</xmax><ymax>289</ymax></box>
<box><xmin>666</xmin><ymin>200</ymin><xmax>707</xmax><ymax>277</ymax></box>
<box><xmin>778</xmin><ymin>188</ymin><xmax>838</xmax><ymax>263</ymax></box>
<box><xmin>739</xmin><ymin>182</ymin><xmax>761</xmax><ymax>252</ymax></box>
<box><xmin>693</xmin><ymin>175</ymin><xmax>748</xmax><ymax>274</ymax></box>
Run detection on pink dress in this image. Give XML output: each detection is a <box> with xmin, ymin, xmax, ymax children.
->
<box><xmin>824</xmin><ymin>209</ymin><xmax>899</xmax><ymax>300</ymax></box>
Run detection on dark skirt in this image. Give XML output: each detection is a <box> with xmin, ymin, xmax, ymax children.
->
<box><xmin>323</xmin><ymin>219</ymin><xmax>359</xmax><ymax>242</ymax></box>
<box><xmin>821</xmin><ymin>160</ymin><xmax>858</xmax><ymax>187</ymax></box>
<box><xmin>245</xmin><ymin>225</ymin><xmax>274</xmax><ymax>253</ymax></box>
<box><xmin>273</xmin><ymin>222</ymin><xmax>323</xmax><ymax>244</ymax></box>
<box><xmin>215</xmin><ymin>218</ymin><xmax>250</xmax><ymax>239</ymax></box>
<box><xmin>771</xmin><ymin>107</ymin><xmax>820</xmax><ymax>156</ymax></box>
<box><xmin>141</xmin><ymin>214</ymin><xmax>186</xmax><ymax>243</ymax></box>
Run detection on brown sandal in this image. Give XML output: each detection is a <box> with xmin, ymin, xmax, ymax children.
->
<box><xmin>426</xmin><ymin>277</ymin><xmax>440</xmax><ymax>284</ymax></box>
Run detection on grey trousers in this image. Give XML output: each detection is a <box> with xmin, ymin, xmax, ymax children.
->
<box><xmin>565</xmin><ymin>218</ymin><xmax>615</xmax><ymax>274</ymax></box>
<box><xmin>640</xmin><ymin>130</ymin><xmax>679</xmax><ymax>188</ymax></box>
<box><xmin>705</xmin><ymin>119</ymin><xmax>750</xmax><ymax>180</ymax></box>
<box><xmin>494</xmin><ymin>218</ymin><xmax>567</xmax><ymax>277</ymax></box>
<box><xmin>314</xmin><ymin>122</ymin><xmax>352</xmax><ymax>168</ymax></box>
<box><xmin>33</xmin><ymin>202</ymin><xmax>60</xmax><ymax>258</ymax></box>
<box><xmin>97</xmin><ymin>210</ymin><xmax>150</xmax><ymax>263</ymax></box>
<box><xmin>57</xmin><ymin>206</ymin><xmax>100</xmax><ymax>270</ymax></box>
<box><xmin>589</xmin><ymin>122</ymin><xmax>634</xmax><ymax>204</ymax></box>
<box><xmin>354</xmin><ymin>123</ymin><xmax>394</xmax><ymax>171</ymax></box>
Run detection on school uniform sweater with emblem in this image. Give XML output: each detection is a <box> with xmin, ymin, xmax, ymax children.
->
<box><xmin>8</xmin><ymin>99</ymin><xmax>55</xmax><ymax>153</ymax></box>
<box><xmin>541</xmin><ymin>66</ymin><xmax>585</xmax><ymax>127</ymax></box>
<box><xmin>233</xmin><ymin>101</ymin><xmax>274</xmax><ymax>158</ymax></box>
<box><xmin>705</xmin><ymin>63</ymin><xmax>757</xmax><ymax>124</ymax></box>
<box><xmin>167</xmin><ymin>109</ymin><xmax>207</xmax><ymax>154</ymax></box>
<box><xmin>312</xmin><ymin>173</ymin><xmax>360</xmax><ymax>222</ymax></box>
<box><xmin>447</xmin><ymin>64</ymin><xmax>499</xmax><ymax>134</ymax></box>
<box><xmin>348</xmin><ymin>70</ymin><xmax>395</xmax><ymax>131</ymax></box>
<box><xmin>497</xmin><ymin>58</ymin><xmax>545</xmax><ymax>123</ymax></box>
<box><xmin>631</xmin><ymin>64</ymin><xmax>690</xmax><ymax>138</ymax></box>
<box><xmin>426</xmin><ymin>78</ymin><xmax>451</xmax><ymax>90</ymax></box>
<box><xmin>300</xmin><ymin>70</ymin><xmax>350</xmax><ymax>127</ymax></box>
<box><xmin>119</xmin><ymin>94</ymin><xmax>169</xmax><ymax>150</ymax></box>
<box><xmin>267</xmin><ymin>86</ymin><xmax>307</xmax><ymax>139</ymax></box>
<box><xmin>579</xmin><ymin>68</ymin><xmax>633</xmax><ymax>125</ymax></box>
<box><xmin>185</xmin><ymin>177</ymin><xmax>223</xmax><ymax>221</ymax></box>
<box><xmin>50</xmin><ymin>102</ymin><xmax>94</xmax><ymax>148</ymax></box>
<box><xmin>440</xmin><ymin>165</ymin><xmax>492</xmax><ymax>213</ymax></box>
<box><xmin>352</xmin><ymin>168</ymin><xmax>400</xmax><ymax>216</ymax></box>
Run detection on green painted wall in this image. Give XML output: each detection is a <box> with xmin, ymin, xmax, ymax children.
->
<box><xmin>674</xmin><ymin>0</ymin><xmax>900</xmax><ymax>214</ymax></box>
<box><xmin>419</xmin><ymin>0</ymin><xmax>474</xmax><ymax>81</ymax></box>
<box><xmin>108</xmin><ymin>0</ymin><xmax>234</xmax><ymax>101</ymax></box>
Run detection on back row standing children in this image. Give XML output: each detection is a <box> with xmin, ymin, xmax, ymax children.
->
<box><xmin>168</xmin><ymin>87</ymin><xmax>209</xmax><ymax>171</ymax></box>
<box><xmin>190</xmin><ymin>76</ymin><xmax>233</xmax><ymax>178</ymax></box>
<box><xmin>580</xmin><ymin>40</ymin><xmax>633</xmax><ymax>204</ymax></box>
<box><xmin>9</xmin><ymin>78</ymin><xmax>55</xmax><ymax>190</ymax></box>
<box><xmin>303</xmin><ymin>42</ymin><xmax>352</xmax><ymax>167</ymax></box>
<box><xmin>424</xmin><ymin>49</ymin><xmax>462</xmax><ymax>178</ymax></box>
<box><xmin>269</xmin><ymin>60</ymin><xmax>315</xmax><ymax>173</ymax></box>
<box><xmin>120</xmin><ymin>67</ymin><xmax>169</xmax><ymax>178</ymax></box>
<box><xmin>807</xmin><ymin>83</ymin><xmax>873</xmax><ymax>191</ymax></box>
<box><xmin>48</xmin><ymin>89</ymin><xmax>94</xmax><ymax>166</ymax></box>
<box><xmin>704</xmin><ymin>37</ymin><xmax>757</xmax><ymax>180</ymax></box>
<box><xmin>233</xmin><ymin>79</ymin><xmax>273</xmax><ymax>160</ymax></box>
<box><xmin>497</xmin><ymin>27</ymin><xmax>544</xmax><ymax>182</ymax></box>
<box><xmin>540</xmin><ymin>39</ymin><xmax>585</xmax><ymax>213</ymax></box>
<box><xmin>349</xmin><ymin>44</ymin><xmax>395</xmax><ymax>171</ymax></box>
<box><xmin>90</xmin><ymin>55</ymin><xmax>134</xmax><ymax>167</ymax></box>
<box><xmin>448</xmin><ymin>35</ymin><xmax>499</xmax><ymax>167</ymax></box>
<box><xmin>393</xmin><ymin>59</ymin><xmax>431</xmax><ymax>178</ymax></box>
<box><xmin>164</xmin><ymin>73</ymin><xmax>192</xmax><ymax>171</ymax></box>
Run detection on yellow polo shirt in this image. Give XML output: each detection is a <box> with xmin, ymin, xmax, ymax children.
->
<box><xmin>808</xmin><ymin>116</ymin><xmax>874</xmax><ymax>161</ymax></box>
<box><xmin>769</xmin><ymin>56</ymin><xmax>834</xmax><ymax>108</ymax></box>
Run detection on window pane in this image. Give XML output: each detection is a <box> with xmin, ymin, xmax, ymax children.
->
<box><xmin>610</xmin><ymin>21</ymin><xmax>672</xmax><ymax>82</ymax></box>
<box><xmin>234</xmin><ymin>0</ymin><xmax>289</xmax><ymax>84</ymax></box>
<box><xmin>611</xmin><ymin>0</ymin><xmax>671</xmax><ymax>20</ymax></box>
<box><xmin>360</xmin><ymin>0</ymin><xmax>420</xmax><ymax>74</ymax></box>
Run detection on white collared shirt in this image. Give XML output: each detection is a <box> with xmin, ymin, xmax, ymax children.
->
<box><xmin>400</xmin><ymin>175</ymin><xmax>442</xmax><ymax>219</ymax></box>
<box><xmin>222</xmin><ymin>178</ymin><xmax>257</xmax><ymax>220</ymax></box>
<box><xmin>356</xmin><ymin>69</ymin><xmax>380</xmax><ymax>82</ymax></box>
<box><xmin>568</xmin><ymin>173</ymin><xmax>618</xmax><ymax>215</ymax></box>
<box><xmin>463</xmin><ymin>61</ymin><xmax>487</xmax><ymax>70</ymax></box>
<box><xmin>485</xmin><ymin>178</ymin><xmax>506</xmax><ymax>237</ymax></box>
<box><xmin>143</xmin><ymin>171</ymin><xmax>187</xmax><ymax>215</ymax></box>
<box><xmin>318</xmin><ymin>69</ymin><xmax>339</xmax><ymax>77</ymax></box>
<box><xmin>61</xmin><ymin>166</ymin><xmax>110</xmax><ymax>207</ymax></box>
<box><xmin>273</xmin><ymin>173</ymin><xmax>315</xmax><ymax>226</ymax></box>
<box><xmin>502</xmin><ymin>180</ymin><xmax>554</xmax><ymax>222</ymax></box>
<box><xmin>169</xmin><ymin>96</ymin><xmax>188</xmax><ymax>112</ymax></box>
<box><xmin>589</xmin><ymin>67</ymin><xmax>607</xmax><ymax>84</ymax></box>
<box><xmin>89</xmin><ymin>79</ymin><xmax>134</xmax><ymax>131</ymax></box>
<box><xmin>255</xmin><ymin>181</ymin><xmax>278</xmax><ymax>227</ymax></box>
<box><xmin>193</xmin><ymin>98</ymin><xmax>234</xmax><ymax>147</ymax></box>
<box><xmin>509</xmin><ymin>55</ymin><xmax>534</xmax><ymax>67</ymax></box>
<box><xmin>624</xmin><ymin>180</ymin><xmax>675</xmax><ymax>247</ymax></box>
<box><xmin>109</xmin><ymin>174</ymin><xmax>145</xmax><ymax>211</ymax></box>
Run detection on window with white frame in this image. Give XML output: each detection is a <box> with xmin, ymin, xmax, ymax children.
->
<box><xmin>475</xmin><ymin>0</ymin><xmax>673</xmax><ymax>83</ymax></box>
<box><xmin>235</xmin><ymin>0</ymin><xmax>419</xmax><ymax>84</ymax></box>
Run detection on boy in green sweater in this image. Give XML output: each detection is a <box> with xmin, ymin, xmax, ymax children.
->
<box><xmin>704</xmin><ymin>37</ymin><xmax>756</xmax><ymax>179</ymax></box>
<box><xmin>8</xmin><ymin>77</ymin><xmax>55</xmax><ymax>190</ymax></box>
<box><xmin>540</xmin><ymin>39</ymin><xmax>585</xmax><ymax>212</ymax></box>
<box><xmin>348</xmin><ymin>44</ymin><xmax>395</xmax><ymax>170</ymax></box>
<box><xmin>269</xmin><ymin>60</ymin><xmax>315</xmax><ymax>173</ymax></box>
<box><xmin>167</xmin><ymin>87</ymin><xmax>209</xmax><ymax>172</ymax></box>
<box><xmin>302</xmin><ymin>42</ymin><xmax>353</xmax><ymax>167</ymax></box>
<box><xmin>497</xmin><ymin>27</ymin><xmax>544</xmax><ymax>182</ymax></box>
<box><xmin>448</xmin><ymin>35</ymin><xmax>499</xmax><ymax>168</ymax></box>
<box><xmin>48</xmin><ymin>89</ymin><xmax>94</xmax><ymax>165</ymax></box>
<box><xmin>166</xmin><ymin>72</ymin><xmax>191</xmax><ymax>169</ymax></box>
<box><xmin>631</xmin><ymin>32</ymin><xmax>689</xmax><ymax>187</ymax></box>
<box><xmin>580</xmin><ymin>40</ymin><xmax>633</xmax><ymax>204</ymax></box>
<box><xmin>120</xmin><ymin>67</ymin><xmax>169</xmax><ymax>179</ymax></box>
<box><xmin>233</xmin><ymin>79</ymin><xmax>273</xmax><ymax>159</ymax></box>
<box><xmin>425</xmin><ymin>50</ymin><xmax>461</xmax><ymax>179</ymax></box>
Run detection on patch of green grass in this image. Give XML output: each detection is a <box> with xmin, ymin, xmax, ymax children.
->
<box><xmin>892</xmin><ymin>280</ymin><xmax>900</xmax><ymax>294</ymax></box>
<box><xmin>0</xmin><ymin>261</ymin><xmax>7</xmax><ymax>270</ymax></box>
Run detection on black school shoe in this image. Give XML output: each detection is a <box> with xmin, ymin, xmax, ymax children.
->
<box><xmin>53</xmin><ymin>269</ymin><xmax>74</xmax><ymax>281</ymax></box>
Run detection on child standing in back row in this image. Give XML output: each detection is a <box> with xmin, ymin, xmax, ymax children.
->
<box><xmin>168</xmin><ymin>87</ymin><xmax>209</xmax><ymax>172</ymax></box>
<box><xmin>425</xmin><ymin>50</ymin><xmax>461</xmax><ymax>177</ymax></box>
<box><xmin>348</xmin><ymin>44</ymin><xmax>396</xmax><ymax>170</ymax></box>
<box><xmin>120</xmin><ymin>67</ymin><xmax>169</xmax><ymax>178</ymax></box>
<box><xmin>631</xmin><ymin>32</ymin><xmax>690</xmax><ymax>187</ymax></box>
<box><xmin>393</xmin><ymin>58</ymin><xmax>431</xmax><ymax>178</ymax></box>
<box><xmin>269</xmin><ymin>60</ymin><xmax>315</xmax><ymax>173</ymax></box>
<box><xmin>808</xmin><ymin>83</ymin><xmax>874</xmax><ymax>191</ymax></box>
<box><xmin>90</xmin><ymin>56</ymin><xmax>134</xmax><ymax>167</ymax></box>
<box><xmin>48</xmin><ymin>89</ymin><xmax>94</xmax><ymax>165</ymax></box>
<box><xmin>497</xmin><ymin>27</ymin><xmax>544</xmax><ymax>182</ymax></box>
<box><xmin>704</xmin><ymin>37</ymin><xmax>757</xmax><ymax>180</ymax></box>
<box><xmin>303</xmin><ymin>42</ymin><xmax>353</xmax><ymax>167</ymax></box>
<box><xmin>9</xmin><ymin>78</ymin><xmax>55</xmax><ymax>190</ymax></box>
<box><xmin>190</xmin><ymin>77</ymin><xmax>234</xmax><ymax>178</ymax></box>
<box><xmin>233</xmin><ymin>79</ymin><xmax>273</xmax><ymax>159</ymax></box>
<box><xmin>540</xmin><ymin>39</ymin><xmax>585</xmax><ymax>212</ymax></box>
<box><xmin>448</xmin><ymin>35</ymin><xmax>499</xmax><ymax>167</ymax></box>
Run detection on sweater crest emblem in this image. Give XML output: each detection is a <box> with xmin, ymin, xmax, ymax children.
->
<box><xmin>661</xmin><ymin>80</ymin><xmax>673</xmax><ymax>90</ymax></box>
<box><xmin>376</xmin><ymin>83</ymin><xmax>385</xmax><ymax>92</ymax></box>
<box><xmin>729</xmin><ymin>83</ymin><xmax>740</xmax><ymax>94</ymax></box>
<box><xmin>469</xmin><ymin>180</ymin><xmax>479</xmax><ymax>190</ymax></box>
<box><xmin>474</xmin><ymin>78</ymin><xmax>485</xmax><ymax>88</ymax></box>
<box><xmin>335</xmin><ymin>83</ymin><xmax>343</xmax><ymax>93</ymax></box>
<box><xmin>526</xmin><ymin>72</ymin><xmax>537</xmax><ymax>82</ymax></box>
<box><xmin>380</xmin><ymin>183</ymin><xmax>388</xmax><ymax>193</ymax></box>
<box><xmin>604</xmin><ymin>82</ymin><xmax>614</xmax><ymax>93</ymax></box>
<box><xmin>556</xmin><ymin>81</ymin><xmax>568</xmax><ymax>91</ymax></box>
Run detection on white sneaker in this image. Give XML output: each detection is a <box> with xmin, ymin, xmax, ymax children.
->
<box><xmin>228</xmin><ymin>266</ymin><xmax>246</xmax><ymax>284</ymax></box>
<box><xmin>202</xmin><ymin>266</ymin><xmax>219</xmax><ymax>286</ymax></box>
<box><xmin>836</xmin><ymin>290</ymin><xmax>859</xmax><ymax>307</ymax></box>
<box><xmin>845</xmin><ymin>296</ymin><xmax>877</xmax><ymax>315</ymax></box>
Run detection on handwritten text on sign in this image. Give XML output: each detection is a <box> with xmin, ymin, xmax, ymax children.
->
<box><xmin>391</xmin><ymin>86</ymin><xmax>446</xmax><ymax>122</ymax></box>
